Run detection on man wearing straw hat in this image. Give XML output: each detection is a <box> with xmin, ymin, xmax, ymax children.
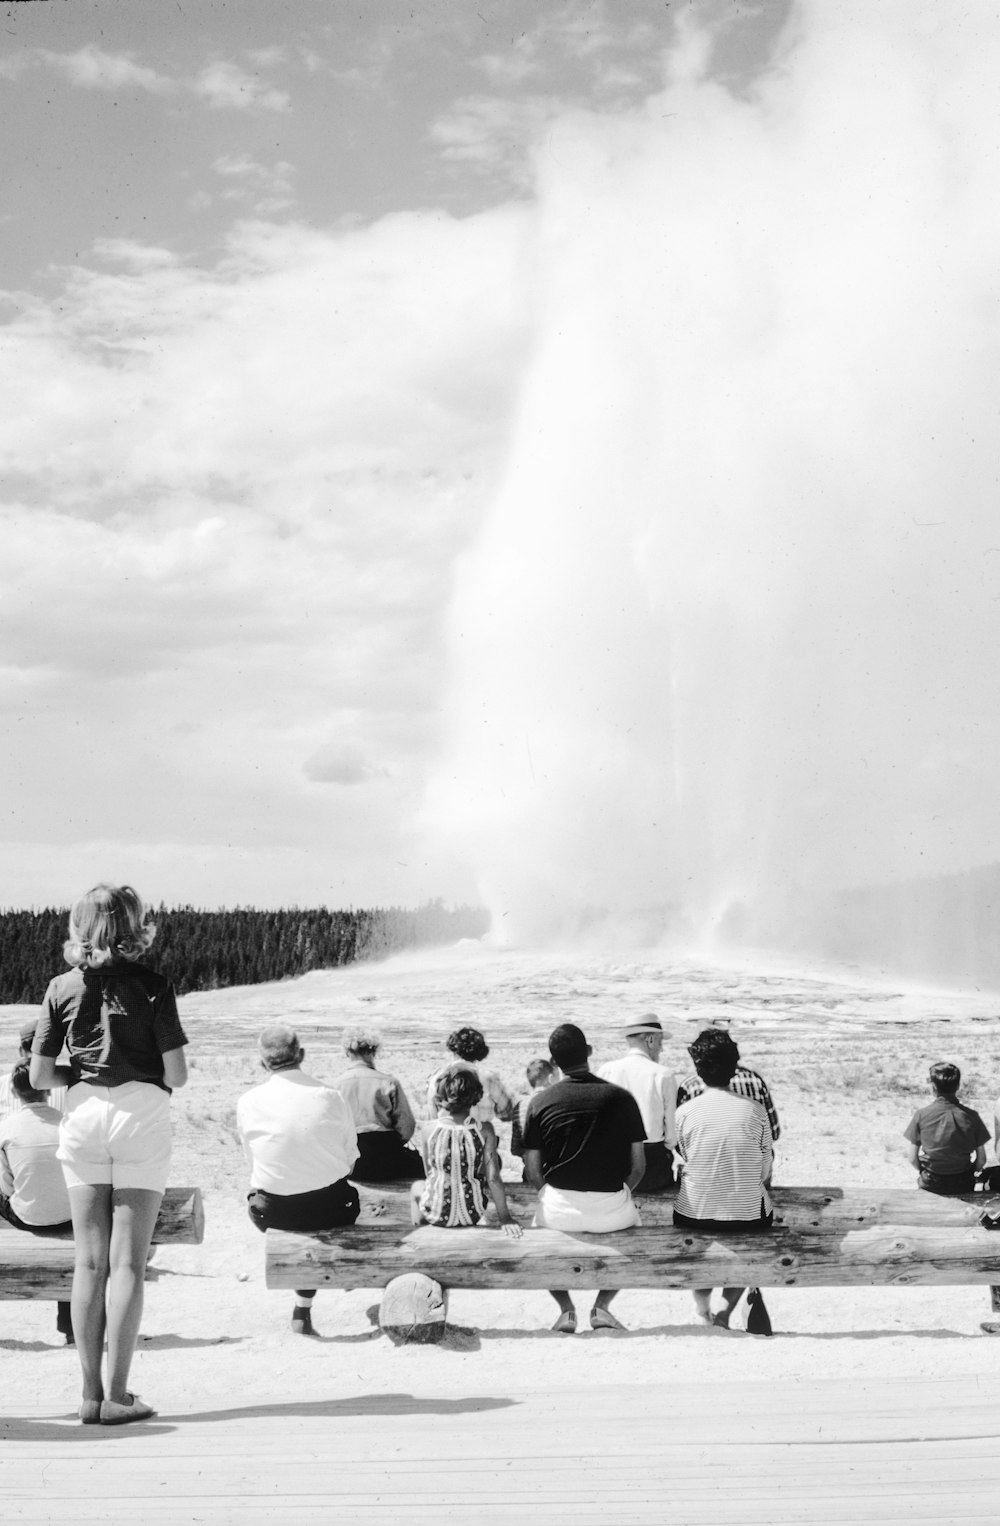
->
<box><xmin>598</xmin><ymin>1015</ymin><xmax>677</xmax><ymax>1193</ymax></box>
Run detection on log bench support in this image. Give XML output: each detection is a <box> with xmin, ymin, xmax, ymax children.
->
<box><xmin>264</xmin><ymin>1185</ymin><xmax>1000</xmax><ymax>1342</ymax></box>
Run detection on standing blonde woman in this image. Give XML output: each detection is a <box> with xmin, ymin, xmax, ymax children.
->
<box><xmin>30</xmin><ymin>884</ymin><xmax>188</xmax><ymax>1425</ymax></box>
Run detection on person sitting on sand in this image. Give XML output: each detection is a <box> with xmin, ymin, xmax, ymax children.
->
<box><xmin>509</xmin><ymin>1058</ymin><xmax>556</xmax><ymax>1178</ymax></box>
<box><xmin>237</xmin><ymin>1024</ymin><xmax>360</xmax><ymax>1336</ymax></box>
<box><xmin>429</xmin><ymin>1027</ymin><xmax>516</xmax><ymax>1130</ymax></box>
<box><xmin>411</xmin><ymin>1064</ymin><xmax>521</xmax><ymax>1237</ymax></box>
<box><xmin>903</xmin><ymin>1061</ymin><xmax>988</xmax><ymax>1196</ymax></box>
<box><xmin>523</xmin><ymin>1024</ymin><xmax>646</xmax><ymax>1334</ymax></box>
<box><xmin>333</xmin><ymin>1027</ymin><xmax>423</xmax><ymax>1183</ymax></box>
<box><xmin>598</xmin><ymin>1015</ymin><xmax>677</xmax><ymax>1193</ymax></box>
<box><xmin>0</xmin><ymin>1061</ymin><xmax>74</xmax><ymax>1344</ymax></box>
<box><xmin>676</xmin><ymin>1027</ymin><xmax>781</xmax><ymax>1149</ymax></box>
<box><xmin>674</xmin><ymin>1029</ymin><xmax>773</xmax><ymax>1332</ymax></box>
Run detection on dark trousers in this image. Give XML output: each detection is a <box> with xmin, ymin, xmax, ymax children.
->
<box><xmin>0</xmin><ymin>1194</ymin><xmax>73</xmax><ymax>1337</ymax></box>
<box><xmin>634</xmin><ymin>1141</ymin><xmax>674</xmax><ymax>1194</ymax></box>
<box><xmin>247</xmin><ymin>1178</ymin><xmax>360</xmax><ymax>1300</ymax></box>
<box><xmin>350</xmin><ymin>1131</ymin><xmax>424</xmax><ymax>1183</ymax></box>
<box><xmin>918</xmin><ymin>1167</ymin><xmax>976</xmax><ymax>1196</ymax></box>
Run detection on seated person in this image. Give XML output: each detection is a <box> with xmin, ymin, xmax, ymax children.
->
<box><xmin>598</xmin><ymin>1015</ymin><xmax>677</xmax><ymax>1193</ymax></box>
<box><xmin>0</xmin><ymin>1061</ymin><xmax>74</xmax><ymax>1343</ymax></box>
<box><xmin>674</xmin><ymin>1029</ymin><xmax>773</xmax><ymax>1332</ymax></box>
<box><xmin>411</xmin><ymin>1064</ymin><xmax>521</xmax><ymax>1237</ymax></box>
<box><xmin>333</xmin><ymin>1027</ymin><xmax>423</xmax><ymax>1182</ymax></box>
<box><xmin>904</xmin><ymin>1061</ymin><xmax>988</xmax><ymax>1195</ymax></box>
<box><xmin>509</xmin><ymin>1058</ymin><xmax>556</xmax><ymax>1176</ymax></box>
<box><xmin>523</xmin><ymin>1024</ymin><xmax>646</xmax><ymax>1334</ymax></box>
<box><xmin>0</xmin><ymin>1020</ymin><xmax>68</xmax><ymax>1122</ymax></box>
<box><xmin>236</xmin><ymin>1024</ymin><xmax>361</xmax><ymax>1335</ymax></box>
<box><xmin>429</xmin><ymin>1027</ymin><xmax>516</xmax><ymax>1129</ymax></box>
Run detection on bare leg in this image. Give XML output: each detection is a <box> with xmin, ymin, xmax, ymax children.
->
<box><xmin>409</xmin><ymin>1181</ymin><xmax>424</xmax><ymax>1225</ymax></box>
<box><xmin>594</xmin><ymin>1290</ymin><xmax>618</xmax><ymax>1312</ymax></box>
<box><xmin>693</xmin><ymin>1288</ymin><xmax>713</xmax><ymax>1321</ymax></box>
<box><xmin>67</xmin><ymin>1184</ymin><xmax>112</xmax><ymax>1403</ymax></box>
<box><xmin>105</xmin><ymin>1187</ymin><xmax>162</xmax><ymax>1404</ymax></box>
<box><xmin>549</xmin><ymin>1290</ymin><xmax>574</xmax><ymax>1314</ymax></box>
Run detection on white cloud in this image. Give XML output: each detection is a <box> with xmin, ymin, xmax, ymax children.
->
<box><xmin>0</xmin><ymin>207</ymin><xmax>533</xmax><ymax>907</ymax></box>
<box><xmin>35</xmin><ymin>45</ymin><xmax>173</xmax><ymax>93</ymax></box>
<box><xmin>192</xmin><ymin>59</ymin><xmax>291</xmax><ymax>112</ymax></box>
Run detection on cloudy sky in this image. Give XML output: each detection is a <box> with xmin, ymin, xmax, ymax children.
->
<box><xmin>0</xmin><ymin>0</ymin><xmax>784</xmax><ymax>912</ymax></box>
<box><xmin>3</xmin><ymin>1</ymin><xmax>998</xmax><ymax>939</ymax></box>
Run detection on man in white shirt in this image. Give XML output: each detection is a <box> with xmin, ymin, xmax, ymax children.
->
<box><xmin>237</xmin><ymin>1024</ymin><xmax>360</xmax><ymax>1334</ymax></box>
<box><xmin>598</xmin><ymin>1015</ymin><xmax>677</xmax><ymax>1192</ymax></box>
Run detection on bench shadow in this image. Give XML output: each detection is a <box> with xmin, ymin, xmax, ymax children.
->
<box><xmin>471</xmin><ymin>1321</ymin><xmax>981</xmax><ymax>1340</ymax></box>
<box><xmin>0</xmin><ymin>1339</ymin><xmax>69</xmax><ymax>1353</ymax></box>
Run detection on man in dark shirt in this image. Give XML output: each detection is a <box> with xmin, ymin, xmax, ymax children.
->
<box><xmin>903</xmin><ymin>1061</ymin><xmax>988</xmax><ymax>1194</ymax></box>
<box><xmin>523</xmin><ymin>1023</ymin><xmax>645</xmax><ymax>1334</ymax></box>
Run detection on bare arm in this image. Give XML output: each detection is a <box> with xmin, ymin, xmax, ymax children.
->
<box><xmin>482</xmin><ymin>1124</ymin><xmax>522</xmax><ymax>1237</ymax></box>
<box><xmin>975</xmin><ymin>1144</ymin><xmax>987</xmax><ymax>1171</ymax></box>
<box><xmin>625</xmin><ymin>1140</ymin><xmax>646</xmax><ymax>1193</ymax></box>
<box><xmin>28</xmin><ymin>1055</ymin><xmax>66</xmax><ymax>1091</ymax></box>
<box><xmin>523</xmin><ymin>1147</ymin><xmax>544</xmax><ymax>1191</ymax></box>
<box><xmin>904</xmin><ymin>1140</ymin><xmax>920</xmax><ymax>1170</ymax></box>
<box><xmin>162</xmin><ymin>1046</ymin><xmax>188</xmax><ymax>1091</ymax></box>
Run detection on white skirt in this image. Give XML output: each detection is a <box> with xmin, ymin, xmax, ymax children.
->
<box><xmin>534</xmin><ymin>1184</ymin><xmax>640</xmax><ymax>1232</ymax></box>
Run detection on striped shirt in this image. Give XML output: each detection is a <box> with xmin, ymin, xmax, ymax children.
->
<box><xmin>675</xmin><ymin>1088</ymin><xmax>773</xmax><ymax>1222</ymax></box>
<box><xmin>676</xmin><ymin>1065</ymin><xmax>780</xmax><ymax>1141</ymax></box>
<box><xmin>417</xmin><ymin>1117</ymin><xmax>489</xmax><ymax>1227</ymax></box>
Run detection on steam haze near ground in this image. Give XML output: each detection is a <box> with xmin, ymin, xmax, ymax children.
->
<box><xmin>430</xmin><ymin>1</ymin><xmax>1000</xmax><ymax>966</ymax></box>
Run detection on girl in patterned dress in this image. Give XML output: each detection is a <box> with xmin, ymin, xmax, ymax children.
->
<box><xmin>411</xmin><ymin>1064</ymin><xmax>521</xmax><ymax>1237</ymax></box>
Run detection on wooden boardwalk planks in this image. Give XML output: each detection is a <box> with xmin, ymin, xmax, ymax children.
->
<box><xmin>2</xmin><ymin>1376</ymin><xmax>999</xmax><ymax>1525</ymax></box>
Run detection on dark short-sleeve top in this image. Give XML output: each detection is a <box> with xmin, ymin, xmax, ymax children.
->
<box><xmin>903</xmin><ymin>1097</ymin><xmax>990</xmax><ymax>1175</ymax></box>
<box><xmin>33</xmin><ymin>963</ymin><xmax>188</xmax><ymax>1092</ymax></box>
<box><xmin>522</xmin><ymin>1072</ymin><xmax>645</xmax><ymax>1192</ymax></box>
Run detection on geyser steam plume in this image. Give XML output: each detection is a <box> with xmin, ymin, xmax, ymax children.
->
<box><xmin>431</xmin><ymin>2</ymin><xmax>1000</xmax><ymax>967</ymax></box>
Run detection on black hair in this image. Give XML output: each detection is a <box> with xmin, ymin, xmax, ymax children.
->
<box><xmin>929</xmin><ymin>1061</ymin><xmax>961</xmax><ymax>1096</ymax></box>
<box><xmin>10</xmin><ymin>1061</ymin><xmax>42</xmax><ymax>1103</ymax></box>
<box><xmin>548</xmin><ymin>1023</ymin><xmax>589</xmax><ymax>1071</ymax></box>
<box><xmin>688</xmin><ymin>1030</ymin><xmax>739</xmax><ymax>1088</ymax></box>
<box><xmin>446</xmin><ymin>1027</ymin><xmax>489</xmax><ymax>1063</ymax></box>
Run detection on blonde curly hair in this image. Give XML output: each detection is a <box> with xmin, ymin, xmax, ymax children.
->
<box><xmin>63</xmin><ymin>883</ymin><xmax>156</xmax><ymax>968</ymax></box>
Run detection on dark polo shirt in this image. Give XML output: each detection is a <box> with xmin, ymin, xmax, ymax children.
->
<box><xmin>523</xmin><ymin>1071</ymin><xmax>645</xmax><ymax>1192</ymax></box>
<box><xmin>35</xmin><ymin>963</ymin><xmax>187</xmax><ymax>1092</ymax></box>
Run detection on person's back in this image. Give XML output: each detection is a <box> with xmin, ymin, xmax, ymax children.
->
<box><xmin>237</xmin><ymin>1069</ymin><xmax>357</xmax><ymax>1195</ymax></box>
<box><xmin>904</xmin><ymin>1063</ymin><xmax>988</xmax><ymax>1193</ymax></box>
<box><xmin>526</xmin><ymin>1072</ymin><xmax>641</xmax><ymax>1192</ymax></box>
<box><xmin>0</xmin><ymin>1098</ymin><xmax>71</xmax><ymax>1229</ymax></box>
<box><xmin>675</xmin><ymin>1088</ymin><xmax>772</xmax><ymax>1223</ymax></box>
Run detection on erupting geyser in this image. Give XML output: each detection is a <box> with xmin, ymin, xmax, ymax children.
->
<box><xmin>430</xmin><ymin>2</ymin><xmax>1000</xmax><ymax>980</ymax></box>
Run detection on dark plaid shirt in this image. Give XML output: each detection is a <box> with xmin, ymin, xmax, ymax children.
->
<box><xmin>676</xmin><ymin>1065</ymin><xmax>781</xmax><ymax>1141</ymax></box>
<box><xmin>34</xmin><ymin>963</ymin><xmax>187</xmax><ymax>1092</ymax></box>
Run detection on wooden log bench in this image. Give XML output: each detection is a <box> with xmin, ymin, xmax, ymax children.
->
<box><xmin>264</xmin><ymin>1184</ymin><xmax>1000</xmax><ymax>1341</ymax></box>
<box><xmin>0</xmin><ymin>1186</ymin><xmax>205</xmax><ymax>1301</ymax></box>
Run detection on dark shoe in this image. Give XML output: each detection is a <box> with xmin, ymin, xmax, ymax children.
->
<box><xmin>291</xmin><ymin>1306</ymin><xmax>315</xmax><ymax>1335</ymax></box>
<box><xmin>980</xmin><ymin>1321</ymin><xmax>1000</xmax><ymax>1335</ymax></box>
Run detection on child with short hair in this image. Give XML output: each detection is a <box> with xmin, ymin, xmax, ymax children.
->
<box><xmin>510</xmin><ymin>1058</ymin><xmax>556</xmax><ymax>1175</ymax></box>
<box><xmin>411</xmin><ymin>1064</ymin><xmax>521</xmax><ymax>1237</ymax></box>
<box><xmin>903</xmin><ymin>1061</ymin><xmax>989</xmax><ymax>1195</ymax></box>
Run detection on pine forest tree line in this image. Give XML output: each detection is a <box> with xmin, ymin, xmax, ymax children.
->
<box><xmin>0</xmin><ymin>902</ymin><xmax>490</xmax><ymax>1004</ymax></box>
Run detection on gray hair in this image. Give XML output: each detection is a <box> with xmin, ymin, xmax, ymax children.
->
<box><xmin>342</xmin><ymin>1026</ymin><xmax>381</xmax><ymax>1059</ymax></box>
<box><xmin>258</xmin><ymin>1024</ymin><xmax>302</xmax><ymax>1072</ymax></box>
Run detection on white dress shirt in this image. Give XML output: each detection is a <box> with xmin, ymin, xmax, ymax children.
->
<box><xmin>236</xmin><ymin>1069</ymin><xmax>359</xmax><ymax>1196</ymax></box>
<box><xmin>597</xmin><ymin>1050</ymin><xmax>677</xmax><ymax>1147</ymax></box>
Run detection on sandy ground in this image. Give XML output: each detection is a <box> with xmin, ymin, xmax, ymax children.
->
<box><xmin>3</xmin><ymin>943</ymin><xmax>1000</xmax><ymax>1418</ymax></box>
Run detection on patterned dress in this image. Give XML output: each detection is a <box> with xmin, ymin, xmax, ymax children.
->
<box><xmin>417</xmin><ymin>1117</ymin><xmax>489</xmax><ymax>1227</ymax></box>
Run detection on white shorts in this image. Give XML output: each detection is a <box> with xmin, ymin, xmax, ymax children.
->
<box><xmin>58</xmin><ymin>1082</ymin><xmax>172</xmax><ymax>1193</ymax></box>
<box><xmin>534</xmin><ymin>1184</ymin><xmax>640</xmax><ymax>1232</ymax></box>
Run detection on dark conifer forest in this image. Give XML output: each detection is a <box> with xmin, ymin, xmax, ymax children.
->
<box><xmin>0</xmin><ymin>902</ymin><xmax>490</xmax><ymax>1003</ymax></box>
